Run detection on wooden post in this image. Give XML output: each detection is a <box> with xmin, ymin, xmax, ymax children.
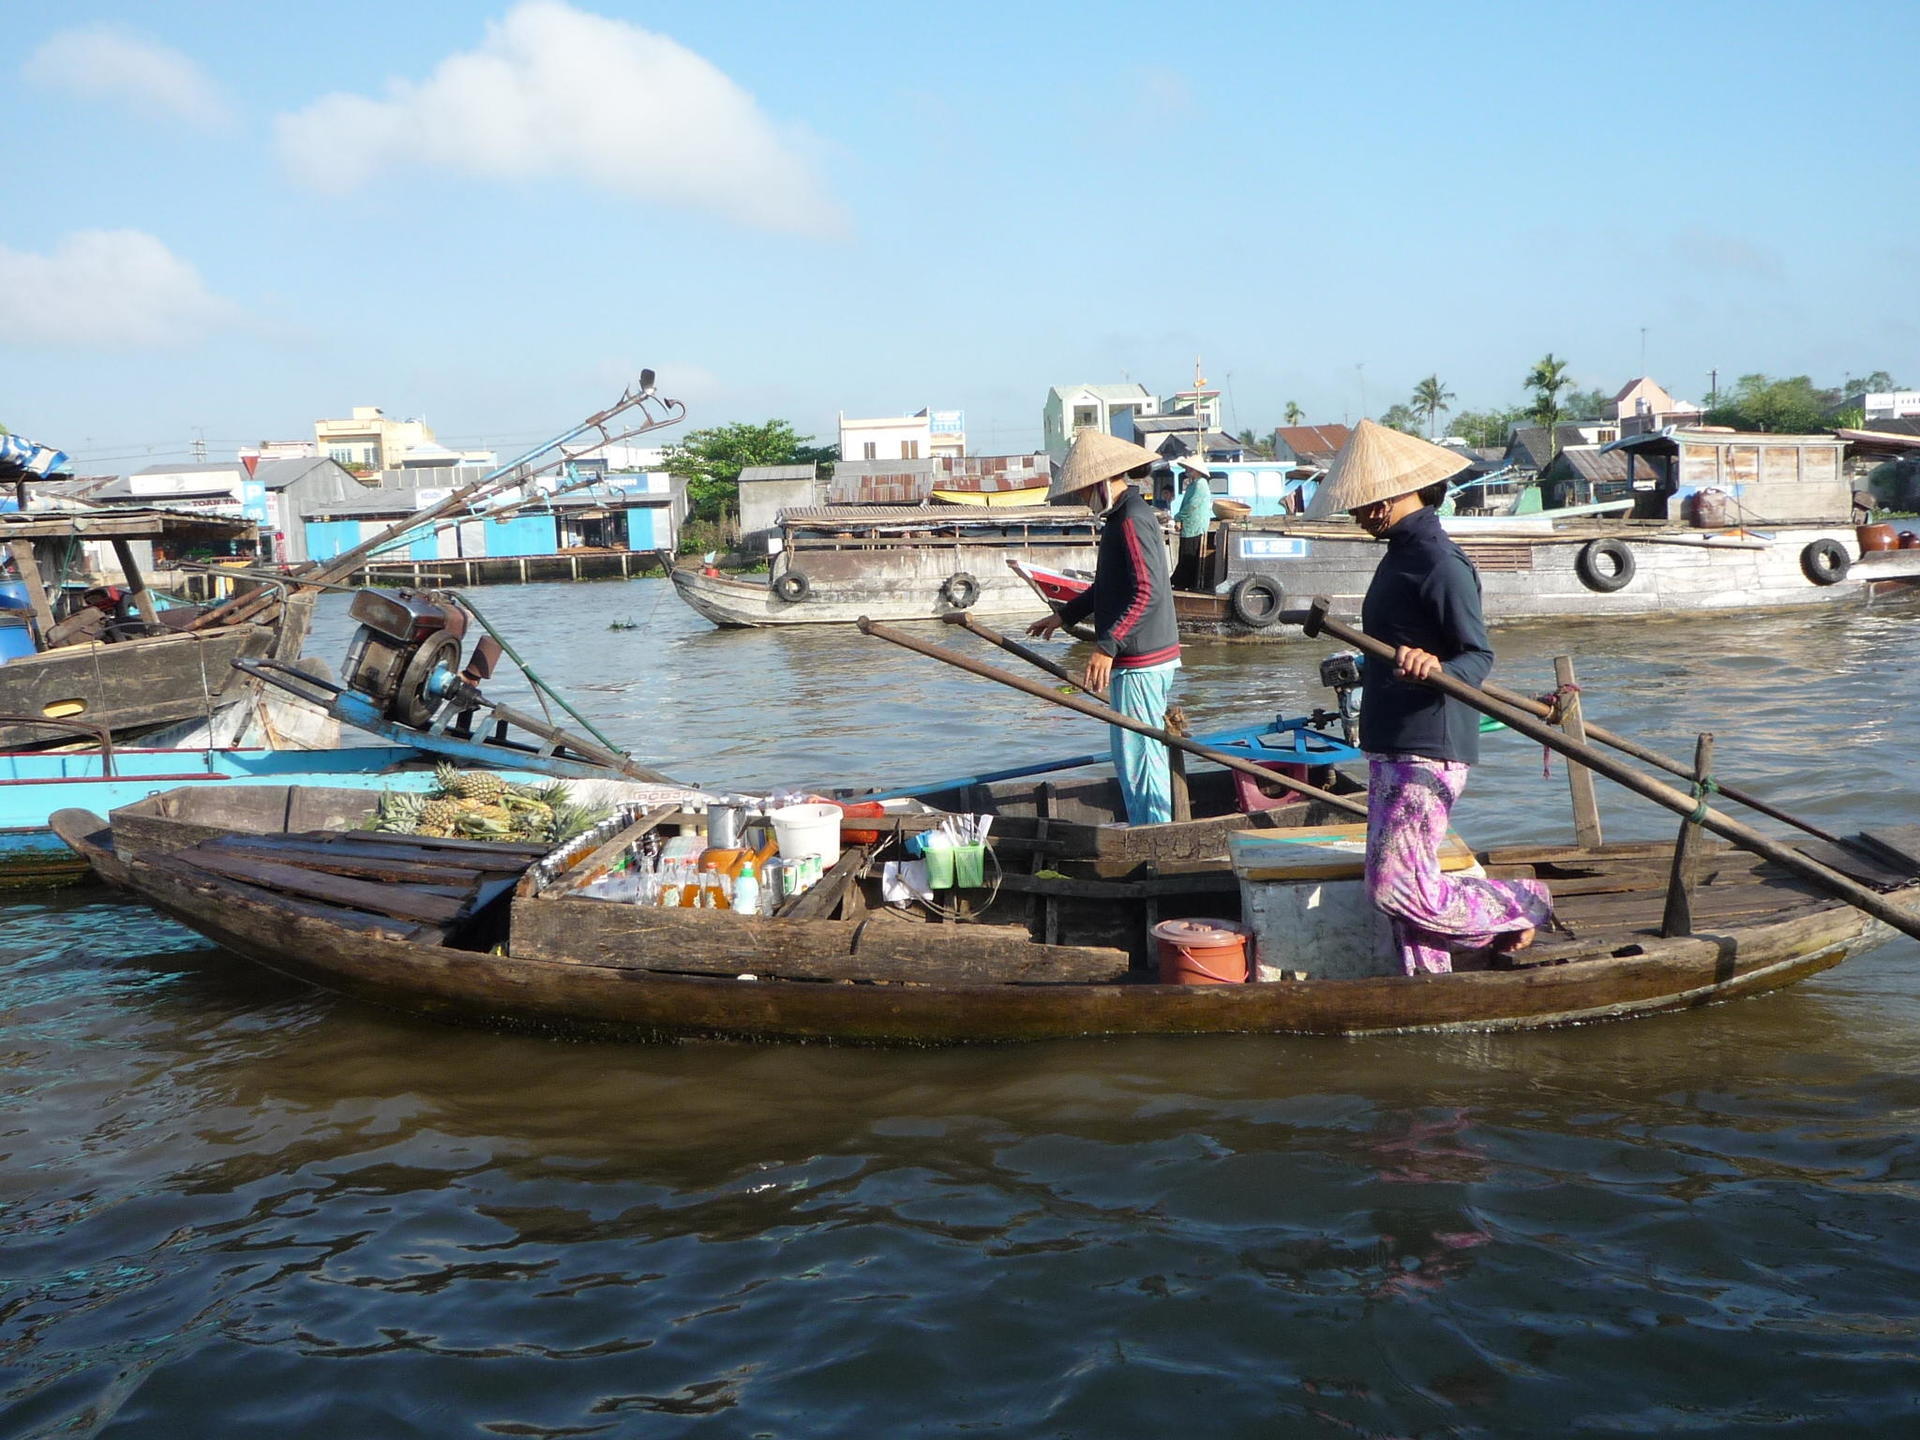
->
<box><xmin>1661</xmin><ymin>733</ymin><xmax>1715</xmax><ymax>938</ymax></box>
<box><xmin>110</xmin><ymin>539</ymin><xmax>162</xmax><ymax>625</ymax></box>
<box><xmin>1166</xmin><ymin>705</ymin><xmax>1193</xmax><ymax>823</ymax></box>
<box><xmin>1554</xmin><ymin>655</ymin><xmax>1603</xmax><ymax>850</ymax></box>
<box><xmin>6</xmin><ymin>540</ymin><xmax>57</xmax><ymax>643</ymax></box>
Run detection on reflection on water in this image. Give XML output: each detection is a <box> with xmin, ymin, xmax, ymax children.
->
<box><xmin>5</xmin><ymin>582</ymin><xmax>1920</xmax><ymax>1435</ymax></box>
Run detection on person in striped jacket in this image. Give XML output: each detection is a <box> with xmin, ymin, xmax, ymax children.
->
<box><xmin>1028</xmin><ymin>430</ymin><xmax>1182</xmax><ymax>824</ymax></box>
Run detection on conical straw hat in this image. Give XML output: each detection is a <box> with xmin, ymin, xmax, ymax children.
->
<box><xmin>1305</xmin><ymin>420</ymin><xmax>1471</xmax><ymax>519</ymax></box>
<box><xmin>1050</xmin><ymin>428</ymin><xmax>1163</xmax><ymax>503</ymax></box>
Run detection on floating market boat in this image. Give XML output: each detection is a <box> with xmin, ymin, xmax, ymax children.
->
<box><xmin>669</xmin><ymin>504</ymin><xmax>1100</xmax><ymax>628</ymax></box>
<box><xmin>0</xmin><ymin>506</ymin><xmax>314</xmax><ymax>746</ymax></box>
<box><xmin>1015</xmin><ymin>429</ymin><xmax>1920</xmax><ymax>642</ymax></box>
<box><xmin>51</xmin><ymin>748</ymin><xmax>1920</xmax><ymax>1042</ymax></box>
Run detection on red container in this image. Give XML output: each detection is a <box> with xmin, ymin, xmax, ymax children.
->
<box><xmin>1900</xmin><ymin>531</ymin><xmax>1920</xmax><ymax>550</ymax></box>
<box><xmin>1152</xmin><ymin>918</ymin><xmax>1252</xmax><ymax>985</ymax></box>
<box><xmin>1231</xmin><ymin>759</ymin><xmax>1312</xmax><ymax>815</ymax></box>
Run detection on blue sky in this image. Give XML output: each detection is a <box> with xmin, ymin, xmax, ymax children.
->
<box><xmin>4</xmin><ymin>0</ymin><xmax>1916</xmax><ymax>469</ymax></box>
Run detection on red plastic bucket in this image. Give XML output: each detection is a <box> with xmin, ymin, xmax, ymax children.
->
<box><xmin>1152</xmin><ymin>918</ymin><xmax>1252</xmax><ymax>985</ymax></box>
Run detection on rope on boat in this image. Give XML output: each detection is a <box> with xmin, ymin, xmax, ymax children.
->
<box><xmin>1687</xmin><ymin>775</ymin><xmax>1720</xmax><ymax>825</ymax></box>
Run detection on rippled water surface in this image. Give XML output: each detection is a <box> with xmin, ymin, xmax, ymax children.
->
<box><xmin>6</xmin><ymin>581</ymin><xmax>1920</xmax><ymax>1437</ymax></box>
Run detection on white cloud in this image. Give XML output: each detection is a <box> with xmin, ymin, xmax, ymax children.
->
<box><xmin>27</xmin><ymin>24</ymin><xmax>230</xmax><ymax>128</ymax></box>
<box><xmin>275</xmin><ymin>1</ymin><xmax>842</xmax><ymax>235</ymax></box>
<box><xmin>0</xmin><ymin>231</ymin><xmax>245</xmax><ymax>348</ymax></box>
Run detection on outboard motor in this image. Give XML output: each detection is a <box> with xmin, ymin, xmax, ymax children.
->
<box><xmin>1318</xmin><ymin>650</ymin><xmax>1363</xmax><ymax>747</ymax></box>
<box><xmin>340</xmin><ymin>589</ymin><xmax>489</xmax><ymax>729</ymax></box>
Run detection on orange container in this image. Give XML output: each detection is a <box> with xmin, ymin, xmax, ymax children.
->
<box><xmin>1900</xmin><ymin>531</ymin><xmax>1920</xmax><ymax>550</ymax></box>
<box><xmin>1151</xmin><ymin>918</ymin><xmax>1252</xmax><ymax>985</ymax></box>
<box><xmin>838</xmin><ymin>800</ymin><xmax>887</xmax><ymax>844</ymax></box>
<box><xmin>1857</xmin><ymin>523</ymin><xmax>1897</xmax><ymax>553</ymax></box>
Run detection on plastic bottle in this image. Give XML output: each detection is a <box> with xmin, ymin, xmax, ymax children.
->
<box><xmin>733</xmin><ymin>861</ymin><xmax>760</xmax><ymax>917</ymax></box>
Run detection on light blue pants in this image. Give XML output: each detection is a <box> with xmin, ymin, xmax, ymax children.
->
<box><xmin>1109</xmin><ymin>659</ymin><xmax>1180</xmax><ymax>825</ymax></box>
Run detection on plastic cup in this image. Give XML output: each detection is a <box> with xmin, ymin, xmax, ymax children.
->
<box><xmin>953</xmin><ymin>843</ymin><xmax>985</xmax><ymax>888</ymax></box>
<box><xmin>923</xmin><ymin>843</ymin><xmax>955</xmax><ymax>889</ymax></box>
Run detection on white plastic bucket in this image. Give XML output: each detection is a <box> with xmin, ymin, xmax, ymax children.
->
<box><xmin>770</xmin><ymin>802</ymin><xmax>842</xmax><ymax>868</ymax></box>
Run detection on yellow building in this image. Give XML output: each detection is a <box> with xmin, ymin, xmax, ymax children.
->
<box><xmin>314</xmin><ymin>406</ymin><xmax>444</xmax><ymax>474</ymax></box>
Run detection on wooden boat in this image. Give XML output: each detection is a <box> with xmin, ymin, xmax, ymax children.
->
<box><xmin>0</xmin><ymin>507</ymin><xmax>312</xmax><ymax>746</ymax></box>
<box><xmin>52</xmin><ymin>769</ymin><xmax>1920</xmax><ymax>1042</ymax></box>
<box><xmin>1012</xmin><ymin>511</ymin><xmax>1920</xmax><ymax>645</ymax></box>
<box><xmin>669</xmin><ymin>505</ymin><xmax>1099</xmax><ymax>628</ymax></box>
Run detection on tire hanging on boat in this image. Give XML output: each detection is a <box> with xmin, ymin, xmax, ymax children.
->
<box><xmin>1799</xmin><ymin>539</ymin><xmax>1850</xmax><ymax>586</ymax></box>
<box><xmin>939</xmin><ymin>571</ymin><xmax>980</xmax><ymax>609</ymax></box>
<box><xmin>1228</xmin><ymin>573</ymin><xmax>1285</xmax><ymax>627</ymax></box>
<box><xmin>772</xmin><ymin>570</ymin><xmax>811</xmax><ymax>603</ymax></box>
<box><xmin>1575</xmin><ymin>537</ymin><xmax>1636</xmax><ymax>593</ymax></box>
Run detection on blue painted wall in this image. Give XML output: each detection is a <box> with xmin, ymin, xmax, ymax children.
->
<box><xmin>625</xmin><ymin>507</ymin><xmax>658</xmax><ymax>549</ymax></box>
<box><xmin>304</xmin><ymin>519</ymin><xmax>362</xmax><ymax>561</ymax></box>
<box><xmin>482</xmin><ymin>512</ymin><xmax>557</xmax><ymax>558</ymax></box>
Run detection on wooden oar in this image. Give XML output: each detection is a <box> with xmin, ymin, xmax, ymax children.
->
<box><xmin>1477</xmin><ymin>677</ymin><xmax>1845</xmax><ymax>846</ymax></box>
<box><xmin>1294</xmin><ymin>598</ymin><xmax>1920</xmax><ymax>944</ymax></box>
<box><xmin>858</xmin><ymin>617</ymin><xmax>1368</xmax><ymax>820</ymax></box>
<box><xmin>939</xmin><ymin>611</ymin><xmax>1097</xmax><ymax>698</ymax></box>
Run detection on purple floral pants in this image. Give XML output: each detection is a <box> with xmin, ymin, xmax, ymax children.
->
<box><xmin>1365</xmin><ymin>755</ymin><xmax>1555</xmax><ymax>976</ymax></box>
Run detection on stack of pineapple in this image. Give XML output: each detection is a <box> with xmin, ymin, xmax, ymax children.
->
<box><xmin>365</xmin><ymin>764</ymin><xmax>607</xmax><ymax>844</ymax></box>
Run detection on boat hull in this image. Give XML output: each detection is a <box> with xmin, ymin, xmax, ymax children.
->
<box><xmin>87</xmin><ymin>847</ymin><xmax>1900</xmax><ymax>1041</ymax></box>
<box><xmin>670</xmin><ymin>540</ymin><xmax>1095</xmax><ymax>628</ymax></box>
<box><xmin>1019</xmin><ymin>525</ymin><xmax>1920</xmax><ymax>643</ymax></box>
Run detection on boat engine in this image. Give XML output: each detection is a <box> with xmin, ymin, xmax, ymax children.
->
<box><xmin>340</xmin><ymin>589</ymin><xmax>497</xmax><ymax>729</ymax></box>
<box><xmin>1318</xmin><ymin>650</ymin><xmax>1363</xmax><ymax>747</ymax></box>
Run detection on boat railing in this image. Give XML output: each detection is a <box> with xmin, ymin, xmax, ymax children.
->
<box><xmin>0</xmin><ymin>715</ymin><xmax>116</xmax><ymax>774</ymax></box>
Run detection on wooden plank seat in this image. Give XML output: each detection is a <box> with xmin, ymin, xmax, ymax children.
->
<box><xmin>168</xmin><ymin>828</ymin><xmax>543</xmax><ymax>936</ymax></box>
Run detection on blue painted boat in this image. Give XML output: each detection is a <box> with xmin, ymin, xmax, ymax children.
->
<box><xmin>0</xmin><ymin>744</ymin><xmax>592</xmax><ymax>887</ymax></box>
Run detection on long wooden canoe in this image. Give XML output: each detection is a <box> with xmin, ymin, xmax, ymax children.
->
<box><xmin>50</xmin><ymin>784</ymin><xmax>1920</xmax><ymax>1043</ymax></box>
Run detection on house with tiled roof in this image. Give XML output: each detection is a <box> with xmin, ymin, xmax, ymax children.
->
<box><xmin>1269</xmin><ymin>423</ymin><xmax>1351</xmax><ymax>468</ymax></box>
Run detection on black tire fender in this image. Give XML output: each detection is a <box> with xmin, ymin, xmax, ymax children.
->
<box><xmin>1575</xmin><ymin>538</ymin><xmax>1636</xmax><ymax>593</ymax></box>
<box><xmin>1228</xmin><ymin>573</ymin><xmax>1285</xmax><ymax>627</ymax></box>
<box><xmin>772</xmin><ymin>570</ymin><xmax>811</xmax><ymax>603</ymax></box>
<box><xmin>939</xmin><ymin>571</ymin><xmax>980</xmax><ymax>609</ymax></box>
<box><xmin>1800</xmin><ymin>538</ymin><xmax>1849</xmax><ymax>586</ymax></box>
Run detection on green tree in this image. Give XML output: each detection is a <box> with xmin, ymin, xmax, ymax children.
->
<box><xmin>1702</xmin><ymin>374</ymin><xmax>1838</xmax><ymax>433</ymax></box>
<box><xmin>1283</xmin><ymin>401</ymin><xmax>1304</xmax><ymax>426</ymax></box>
<box><xmin>1449</xmin><ymin>406</ymin><xmax>1527</xmax><ymax>449</ymax></box>
<box><xmin>1525</xmin><ymin>353</ymin><xmax>1573</xmax><ymax>459</ymax></box>
<box><xmin>1378</xmin><ymin>402</ymin><xmax>1422</xmax><ymax>434</ymax></box>
<box><xmin>663</xmin><ymin>420</ymin><xmax>836</xmax><ymax>528</ymax></box>
<box><xmin>1842</xmin><ymin>370</ymin><xmax>1901</xmax><ymax>397</ymax></box>
<box><xmin>1411</xmin><ymin>374</ymin><xmax>1455</xmax><ymax>438</ymax></box>
<box><xmin>1560</xmin><ymin>386</ymin><xmax>1611</xmax><ymax>421</ymax></box>
<box><xmin>1234</xmin><ymin>427</ymin><xmax>1274</xmax><ymax>459</ymax></box>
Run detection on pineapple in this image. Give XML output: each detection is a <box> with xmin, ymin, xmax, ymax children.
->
<box><xmin>369</xmin><ymin>790</ymin><xmax>426</xmax><ymax>834</ymax></box>
<box><xmin>418</xmin><ymin>795</ymin><xmax>464</xmax><ymax>831</ymax></box>
<box><xmin>449</xmin><ymin>769</ymin><xmax>508</xmax><ymax>803</ymax></box>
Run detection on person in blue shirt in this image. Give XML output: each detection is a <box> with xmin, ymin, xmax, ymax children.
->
<box><xmin>1306</xmin><ymin>421</ymin><xmax>1554</xmax><ymax>973</ymax></box>
<box><xmin>1169</xmin><ymin>457</ymin><xmax>1214</xmax><ymax>590</ymax></box>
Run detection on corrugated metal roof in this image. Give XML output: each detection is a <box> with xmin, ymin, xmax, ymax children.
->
<box><xmin>740</xmin><ymin>464</ymin><xmax>818</xmax><ymax>482</ymax></box>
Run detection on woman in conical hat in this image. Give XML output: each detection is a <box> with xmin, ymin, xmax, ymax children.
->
<box><xmin>1316</xmin><ymin>420</ymin><xmax>1554</xmax><ymax>974</ymax></box>
<box><xmin>1029</xmin><ymin>428</ymin><xmax>1182</xmax><ymax>824</ymax></box>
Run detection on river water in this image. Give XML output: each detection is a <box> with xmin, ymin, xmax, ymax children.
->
<box><xmin>6</xmin><ymin>580</ymin><xmax>1920</xmax><ymax>1437</ymax></box>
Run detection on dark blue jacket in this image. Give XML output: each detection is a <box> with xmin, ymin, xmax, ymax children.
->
<box><xmin>1358</xmin><ymin>505</ymin><xmax>1493</xmax><ymax>764</ymax></box>
<box><xmin>1056</xmin><ymin>487</ymin><xmax>1180</xmax><ymax>669</ymax></box>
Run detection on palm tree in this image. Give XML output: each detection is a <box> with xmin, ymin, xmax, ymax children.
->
<box><xmin>1525</xmin><ymin>353</ymin><xmax>1573</xmax><ymax>461</ymax></box>
<box><xmin>1283</xmin><ymin>401</ymin><xmax>1304</xmax><ymax>426</ymax></box>
<box><xmin>1411</xmin><ymin>374</ymin><xmax>1455</xmax><ymax>438</ymax></box>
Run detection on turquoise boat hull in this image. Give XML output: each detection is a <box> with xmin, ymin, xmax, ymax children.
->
<box><xmin>0</xmin><ymin>746</ymin><xmax>544</xmax><ymax>887</ymax></box>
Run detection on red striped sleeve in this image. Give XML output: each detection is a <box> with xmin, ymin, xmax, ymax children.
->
<box><xmin>1110</xmin><ymin>508</ymin><xmax>1155</xmax><ymax>643</ymax></box>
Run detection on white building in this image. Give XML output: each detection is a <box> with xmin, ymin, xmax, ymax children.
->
<box><xmin>1856</xmin><ymin>391</ymin><xmax>1920</xmax><ymax>421</ymax></box>
<box><xmin>838</xmin><ymin>408</ymin><xmax>965</xmax><ymax>462</ymax></box>
<box><xmin>1042</xmin><ymin>383</ymin><xmax>1161</xmax><ymax>463</ymax></box>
